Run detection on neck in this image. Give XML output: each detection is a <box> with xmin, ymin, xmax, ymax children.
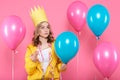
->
<box><xmin>39</xmin><ymin>36</ymin><xmax>48</xmax><ymax>45</ymax></box>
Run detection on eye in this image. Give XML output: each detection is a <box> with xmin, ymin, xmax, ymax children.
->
<box><xmin>40</xmin><ymin>26</ymin><xmax>44</xmax><ymax>29</ymax></box>
<box><xmin>47</xmin><ymin>25</ymin><xmax>50</xmax><ymax>29</ymax></box>
<box><xmin>47</xmin><ymin>26</ymin><xmax>49</xmax><ymax>29</ymax></box>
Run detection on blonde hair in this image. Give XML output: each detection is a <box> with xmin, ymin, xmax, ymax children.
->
<box><xmin>32</xmin><ymin>21</ymin><xmax>54</xmax><ymax>46</ymax></box>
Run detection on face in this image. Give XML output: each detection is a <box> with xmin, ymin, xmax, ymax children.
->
<box><xmin>38</xmin><ymin>22</ymin><xmax>50</xmax><ymax>38</ymax></box>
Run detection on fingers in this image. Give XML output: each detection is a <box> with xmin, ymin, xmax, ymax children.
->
<box><xmin>35</xmin><ymin>51</ymin><xmax>39</xmax><ymax>55</ymax></box>
<box><xmin>61</xmin><ymin>63</ymin><xmax>67</xmax><ymax>71</ymax></box>
<box><xmin>30</xmin><ymin>51</ymin><xmax>39</xmax><ymax>62</ymax></box>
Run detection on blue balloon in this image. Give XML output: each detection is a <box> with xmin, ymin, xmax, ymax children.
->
<box><xmin>54</xmin><ymin>31</ymin><xmax>80</xmax><ymax>64</ymax></box>
<box><xmin>86</xmin><ymin>4</ymin><xmax>110</xmax><ymax>38</ymax></box>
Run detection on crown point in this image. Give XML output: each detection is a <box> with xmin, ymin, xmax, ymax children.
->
<box><xmin>30</xmin><ymin>8</ymin><xmax>34</xmax><ymax>15</ymax></box>
<box><xmin>30</xmin><ymin>8</ymin><xmax>33</xmax><ymax>12</ymax></box>
<box><xmin>34</xmin><ymin>6</ymin><xmax>37</xmax><ymax>11</ymax></box>
<box><xmin>37</xmin><ymin>6</ymin><xmax>41</xmax><ymax>10</ymax></box>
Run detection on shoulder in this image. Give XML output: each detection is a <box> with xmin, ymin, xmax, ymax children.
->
<box><xmin>26</xmin><ymin>43</ymin><xmax>37</xmax><ymax>53</ymax></box>
<box><xmin>27</xmin><ymin>43</ymin><xmax>36</xmax><ymax>49</ymax></box>
<box><xmin>51</xmin><ymin>41</ymin><xmax>55</xmax><ymax>49</ymax></box>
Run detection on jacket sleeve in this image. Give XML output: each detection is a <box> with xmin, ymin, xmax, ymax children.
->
<box><xmin>25</xmin><ymin>45</ymin><xmax>39</xmax><ymax>75</ymax></box>
<box><xmin>57</xmin><ymin>58</ymin><xmax>67</xmax><ymax>72</ymax></box>
<box><xmin>57</xmin><ymin>59</ymin><xmax>63</xmax><ymax>72</ymax></box>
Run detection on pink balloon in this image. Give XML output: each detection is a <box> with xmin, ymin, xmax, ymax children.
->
<box><xmin>0</xmin><ymin>15</ymin><xmax>26</xmax><ymax>50</ymax></box>
<box><xmin>93</xmin><ymin>42</ymin><xmax>119</xmax><ymax>78</ymax></box>
<box><xmin>67</xmin><ymin>1</ymin><xmax>88</xmax><ymax>32</ymax></box>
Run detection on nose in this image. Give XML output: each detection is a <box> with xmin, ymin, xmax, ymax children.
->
<box><xmin>44</xmin><ymin>28</ymin><xmax>49</xmax><ymax>32</ymax></box>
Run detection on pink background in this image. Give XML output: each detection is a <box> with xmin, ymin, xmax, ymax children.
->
<box><xmin>0</xmin><ymin>0</ymin><xmax>120</xmax><ymax>80</ymax></box>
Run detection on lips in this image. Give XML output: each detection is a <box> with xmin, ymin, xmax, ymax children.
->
<box><xmin>44</xmin><ymin>33</ymin><xmax>49</xmax><ymax>35</ymax></box>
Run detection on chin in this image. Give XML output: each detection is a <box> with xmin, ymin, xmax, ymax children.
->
<box><xmin>43</xmin><ymin>35</ymin><xmax>49</xmax><ymax>38</ymax></box>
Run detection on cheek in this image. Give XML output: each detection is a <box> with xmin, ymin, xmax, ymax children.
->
<box><xmin>48</xmin><ymin>30</ymin><xmax>50</xmax><ymax>33</ymax></box>
<box><xmin>39</xmin><ymin>30</ymin><xmax>43</xmax><ymax>33</ymax></box>
<box><xmin>38</xmin><ymin>31</ymin><xmax>42</xmax><ymax>35</ymax></box>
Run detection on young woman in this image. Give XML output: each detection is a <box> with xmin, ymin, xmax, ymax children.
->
<box><xmin>25</xmin><ymin>6</ymin><xmax>66</xmax><ymax>80</ymax></box>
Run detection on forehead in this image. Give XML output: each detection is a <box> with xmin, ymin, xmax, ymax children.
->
<box><xmin>41</xmin><ymin>22</ymin><xmax>49</xmax><ymax>26</ymax></box>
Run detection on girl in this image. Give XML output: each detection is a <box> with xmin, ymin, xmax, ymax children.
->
<box><xmin>25</xmin><ymin>6</ymin><xmax>66</xmax><ymax>80</ymax></box>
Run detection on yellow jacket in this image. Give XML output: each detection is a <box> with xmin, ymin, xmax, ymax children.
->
<box><xmin>25</xmin><ymin>43</ymin><xmax>63</xmax><ymax>80</ymax></box>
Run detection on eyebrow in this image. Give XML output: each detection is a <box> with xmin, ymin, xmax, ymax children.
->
<box><xmin>41</xmin><ymin>24</ymin><xmax>50</xmax><ymax>27</ymax></box>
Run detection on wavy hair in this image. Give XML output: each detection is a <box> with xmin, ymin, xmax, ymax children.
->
<box><xmin>32</xmin><ymin>21</ymin><xmax>54</xmax><ymax>46</ymax></box>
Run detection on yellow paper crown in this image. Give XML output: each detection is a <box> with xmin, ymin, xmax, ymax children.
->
<box><xmin>30</xmin><ymin>6</ymin><xmax>48</xmax><ymax>27</ymax></box>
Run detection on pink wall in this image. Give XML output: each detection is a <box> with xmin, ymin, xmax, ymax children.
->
<box><xmin>0</xmin><ymin>0</ymin><xmax>120</xmax><ymax>80</ymax></box>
